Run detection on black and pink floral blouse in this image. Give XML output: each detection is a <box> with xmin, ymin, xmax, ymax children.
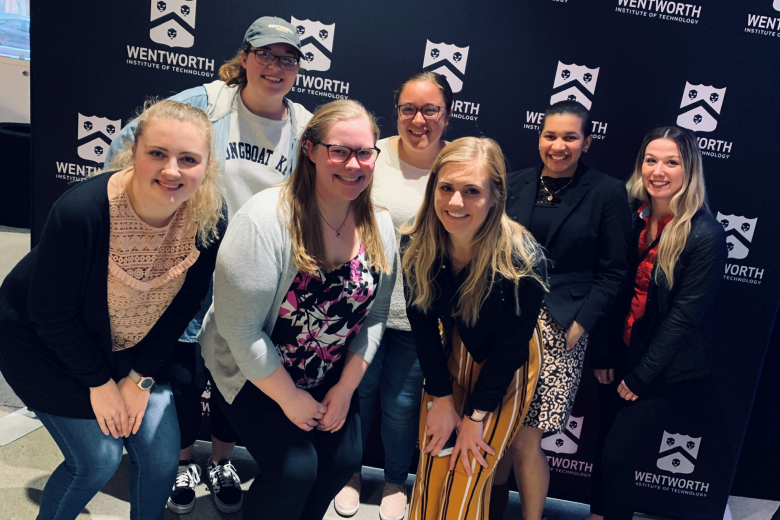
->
<box><xmin>271</xmin><ymin>245</ymin><xmax>378</xmax><ymax>389</ymax></box>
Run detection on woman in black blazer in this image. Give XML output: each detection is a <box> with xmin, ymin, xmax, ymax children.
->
<box><xmin>586</xmin><ymin>126</ymin><xmax>726</xmax><ymax>520</ymax></box>
<box><xmin>491</xmin><ymin>100</ymin><xmax>631</xmax><ymax>520</ymax></box>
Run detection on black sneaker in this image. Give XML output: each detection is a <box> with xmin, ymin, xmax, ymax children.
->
<box><xmin>167</xmin><ymin>461</ymin><xmax>201</xmax><ymax>514</ymax></box>
<box><xmin>207</xmin><ymin>458</ymin><xmax>243</xmax><ymax>513</ymax></box>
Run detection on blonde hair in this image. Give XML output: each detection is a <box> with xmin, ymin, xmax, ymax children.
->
<box><xmin>626</xmin><ymin>126</ymin><xmax>708</xmax><ymax>288</ymax></box>
<box><xmin>219</xmin><ymin>47</ymin><xmax>249</xmax><ymax>86</ymax></box>
<box><xmin>106</xmin><ymin>99</ymin><xmax>223</xmax><ymax>246</ymax></box>
<box><xmin>401</xmin><ymin>137</ymin><xmax>546</xmax><ymax>326</ymax></box>
<box><xmin>279</xmin><ymin>99</ymin><xmax>390</xmax><ymax>274</ymax></box>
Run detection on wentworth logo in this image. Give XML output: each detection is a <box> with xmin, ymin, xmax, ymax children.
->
<box><xmin>150</xmin><ymin>0</ymin><xmax>196</xmax><ymax>48</ymax></box>
<box><xmin>125</xmin><ymin>45</ymin><xmax>214</xmax><ymax>77</ymax></box>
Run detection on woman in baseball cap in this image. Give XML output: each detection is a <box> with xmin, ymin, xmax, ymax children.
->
<box><xmin>104</xmin><ymin>15</ymin><xmax>313</xmax><ymax>516</ymax></box>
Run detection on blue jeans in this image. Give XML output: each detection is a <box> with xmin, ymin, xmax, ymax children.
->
<box><xmin>35</xmin><ymin>351</ymin><xmax>180</xmax><ymax>520</ymax></box>
<box><xmin>358</xmin><ymin>328</ymin><xmax>424</xmax><ymax>484</ymax></box>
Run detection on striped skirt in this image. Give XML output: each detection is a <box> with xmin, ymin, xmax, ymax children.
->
<box><xmin>409</xmin><ymin>323</ymin><xmax>542</xmax><ymax>520</ymax></box>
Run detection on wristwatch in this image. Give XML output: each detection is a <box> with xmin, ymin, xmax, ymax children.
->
<box><xmin>128</xmin><ymin>369</ymin><xmax>155</xmax><ymax>390</ymax></box>
<box><xmin>465</xmin><ymin>404</ymin><xmax>487</xmax><ymax>422</ymax></box>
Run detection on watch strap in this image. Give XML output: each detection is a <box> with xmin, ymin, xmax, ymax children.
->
<box><xmin>128</xmin><ymin>369</ymin><xmax>154</xmax><ymax>390</ymax></box>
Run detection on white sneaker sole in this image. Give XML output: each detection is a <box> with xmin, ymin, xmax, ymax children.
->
<box><xmin>379</xmin><ymin>505</ymin><xmax>407</xmax><ymax>520</ymax></box>
<box><xmin>334</xmin><ymin>499</ymin><xmax>360</xmax><ymax>517</ymax></box>
<box><xmin>167</xmin><ymin>496</ymin><xmax>195</xmax><ymax>514</ymax></box>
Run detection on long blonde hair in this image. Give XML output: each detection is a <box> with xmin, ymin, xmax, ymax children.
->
<box><xmin>106</xmin><ymin>99</ymin><xmax>223</xmax><ymax>246</ymax></box>
<box><xmin>279</xmin><ymin>99</ymin><xmax>390</xmax><ymax>274</ymax></box>
<box><xmin>626</xmin><ymin>126</ymin><xmax>708</xmax><ymax>288</ymax></box>
<box><xmin>401</xmin><ymin>137</ymin><xmax>546</xmax><ymax>326</ymax></box>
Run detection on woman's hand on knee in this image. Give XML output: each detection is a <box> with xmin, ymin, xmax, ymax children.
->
<box><xmin>117</xmin><ymin>377</ymin><xmax>151</xmax><ymax>437</ymax></box>
<box><xmin>423</xmin><ymin>395</ymin><xmax>460</xmax><ymax>457</ymax></box>
<box><xmin>280</xmin><ymin>388</ymin><xmax>328</xmax><ymax>431</ymax></box>
<box><xmin>449</xmin><ymin>417</ymin><xmax>495</xmax><ymax>476</ymax></box>
<box><xmin>89</xmin><ymin>379</ymin><xmax>129</xmax><ymax>439</ymax></box>
<box><xmin>317</xmin><ymin>383</ymin><xmax>352</xmax><ymax>433</ymax></box>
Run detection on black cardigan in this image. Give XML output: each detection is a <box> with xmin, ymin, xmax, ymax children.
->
<box><xmin>506</xmin><ymin>163</ymin><xmax>631</xmax><ymax>335</ymax></box>
<box><xmin>592</xmin><ymin>207</ymin><xmax>727</xmax><ymax>395</ymax></box>
<box><xmin>402</xmin><ymin>235</ymin><xmax>546</xmax><ymax>412</ymax></box>
<box><xmin>0</xmin><ymin>173</ymin><xmax>226</xmax><ymax>419</ymax></box>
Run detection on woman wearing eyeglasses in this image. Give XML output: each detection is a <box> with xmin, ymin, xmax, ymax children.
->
<box><xmin>104</xmin><ymin>16</ymin><xmax>313</xmax><ymax>515</ymax></box>
<box><xmin>198</xmin><ymin>99</ymin><xmax>396</xmax><ymax>520</ymax></box>
<box><xmin>334</xmin><ymin>71</ymin><xmax>452</xmax><ymax>520</ymax></box>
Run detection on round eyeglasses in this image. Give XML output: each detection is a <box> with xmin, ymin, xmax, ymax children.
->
<box><xmin>397</xmin><ymin>103</ymin><xmax>445</xmax><ymax>120</ymax></box>
<box><xmin>314</xmin><ymin>142</ymin><xmax>381</xmax><ymax>165</ymax></box>
<box><xmin>247</xmin><ymin>49</ymin><xmax>300</xmax><ymax>71</ymax></box>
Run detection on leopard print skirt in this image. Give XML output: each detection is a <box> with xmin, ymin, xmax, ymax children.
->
<box><xmin>522</xmin><ymin>305</ymin><xmax>588</xmax><ymax>433</ymax></box>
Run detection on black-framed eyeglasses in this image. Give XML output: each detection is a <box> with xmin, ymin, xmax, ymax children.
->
<box><xmin>247</xmin><ymin>49</ymin><xmax>300</xmax><ymax>71</ymax></box>
<box><xmin>397</xmin><ymin>103</ymin><xmax>444</xmax><ymax>120</ymax></box>
<box><xmin>314</xmin><ymin>142</ymin><xmax>381</xmax><ymax>165</ymax></box>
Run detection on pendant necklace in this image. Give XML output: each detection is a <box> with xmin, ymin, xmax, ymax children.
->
<box><xmin>540</xmin><ymin>172</ymin><xmax>575</xmax><ymax>202</ymax></box>
<box><xmin>319</xmin><ymin>202</ymin><xmax>351</xmax><ymax>238</ymax></box>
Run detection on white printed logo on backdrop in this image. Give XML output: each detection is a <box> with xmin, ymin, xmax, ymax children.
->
<box><xmin>774</xmin><ymin>0</ymin><xmax>780</xmax><ymax>11</ymax></box>
<box><xmin>77</xmin><ymin>114</ymin><xmax>121</xmax><ymax>164</ymax></box>
<box><xmin>542</xmin><ymin>416</ymin><xmax>584</xmax><ymax>454</ymax></box>
<box><xmin>677</xmin><ymin>82</ymin><xmax>726</xmax><ymax>133</ymax></box>
<box><xmin>657</xmin><ymin>431</ymin><xmax>701</xmax><ymax>475</ymax></box>
<box><xmin>717</xmin><ymin>212</ymin><xmax>757</xmax><ymax>260</ymax></box>
<box><xmin>550</xmin><ymin>62</ymin><xmax>599</xmax><ymax>110</ymax></box>
<box><xmin>422</xmin><ymin>40</ymin><xmax>469</xmax><ymax>93</ymax></box>
<box><xmin>149</xmin><ymin>0</ymin><xmax>196</xmax><ymax>48</ymax></box>
<box><xmin>293</xmin><ymin>17</ymin><xmax>335</xmax><ymax>72</ymax></box>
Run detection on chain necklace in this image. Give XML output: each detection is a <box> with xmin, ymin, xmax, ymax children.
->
<box><xmin>539</xmin><ymin>172</ymin><xmax>575</xmax><ymax>202</ymax></box>
<box><xmin>448</xmin><ymin>245</ymin><xmax>470</xmax><ymax>270</ymax></box>
<box><xmin>319</xmin><ymin>202</ymin><xmax>351</xmax><ymax>238</ymax></box>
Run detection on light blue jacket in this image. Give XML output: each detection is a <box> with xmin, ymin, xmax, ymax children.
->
<box><xmin>105</xmin><ymin>80</ymin><xmax>313</xmax><ymax>341</ymax></box>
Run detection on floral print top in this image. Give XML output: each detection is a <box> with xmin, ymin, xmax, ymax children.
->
<box><xmin>271</xmin><ymin>245</ymin><xmax>378</xmax><ymax>389</ymax></box>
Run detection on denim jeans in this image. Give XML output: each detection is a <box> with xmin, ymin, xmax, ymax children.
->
<box><xmin>35</xmin><ymin>350</ymin><xmax>180</xmax><ymax>520</ymax></box>
<box><xmin>357</xmin><ymin>328</ymin><xmax>424</xmax><ymax>484</ymax></box>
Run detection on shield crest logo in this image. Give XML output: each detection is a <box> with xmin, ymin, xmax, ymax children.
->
<box><xmin>716</xmin><ymin>212</ymin><xmax>757</xmax><ymax>259</ymax></box>
<box><xmin>150</xmin><ymin>0</ymin><xmax>196</xmax><ymax>49</ymax></box>
<box><xmin>292</xmin><ymin>17</ymin><xmax>335</xmax><ymax>72</ymax></box>
<box><xmin>422</xmin><ymin>40</ymin><xmax>470</xmax><ymax>93</ymax></box>
<box><xmin>77</xmin><ymin>114</ymin><xmax>122</xmax><ymax>164</ymax></box>
<box><xmin>677</xmin><ymin>81</ymin><xmax>726</xmax><ymax>132</ymax></box>
<box><xmin>541</xmin><ymin>416</ymin><xmax>584</xmax><ymax>454</ymax></box>
<box><xmin>550</xmin><ymin>61</ymin><xmax>599</xmax><ymax>110</ymax></box>
<box><xmin>656</xmin><ymin>431</ymin><xmax>701</xmax><ymax>475</ymax></box>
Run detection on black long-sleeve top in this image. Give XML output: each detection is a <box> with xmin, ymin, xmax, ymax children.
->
<box><xmin>402</xmin><ymin>236</ymin><xmax>546</xmax><ymax>412</ymax></box>
<box><xmin>0</xmin><ymin>173</ymin><xmax>226</xmax><ymax>419</ymax></box>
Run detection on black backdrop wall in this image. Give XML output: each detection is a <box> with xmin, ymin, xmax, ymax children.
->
<box><xmin>30</xmin><ymin>1</ymin><xmax>780</xmax><ymax>518</ymax></box>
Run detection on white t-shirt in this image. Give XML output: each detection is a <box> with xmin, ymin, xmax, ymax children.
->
<box><xmin>371</xmin><ymin>137</ymin><xmax>431</xmax><ymax>331</ymax></box>
<box><xmin>223</xmin><ymin>91</ymin><xmax>293</xmax><ymax>218</ymax></box>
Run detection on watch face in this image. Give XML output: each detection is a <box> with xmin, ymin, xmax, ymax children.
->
<box><xmin>140</xmin><ymin>378</ymin><xmax>154</xmax><ymax>390</ymax></box>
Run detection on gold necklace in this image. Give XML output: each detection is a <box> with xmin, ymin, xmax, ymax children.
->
<box><xmin>540</xmin><ymin>173</ymin><xmax>575</xmax><ymax>202</ymax></box>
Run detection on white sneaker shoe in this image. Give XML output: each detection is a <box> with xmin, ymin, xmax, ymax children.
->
<box><xmin>334</xmin><ymin>472</ymin><xmax>361</xmax><ymax>517</ymax></box>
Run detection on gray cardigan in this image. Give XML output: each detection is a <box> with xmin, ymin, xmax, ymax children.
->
<box><xmin>199</xmin><ymin>186</ymin><xmax>397</xmax><ymax>404</ymax></box>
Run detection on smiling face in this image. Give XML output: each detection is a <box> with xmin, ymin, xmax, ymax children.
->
<box><xmin>642</xmin><ymin>138</ymin><xmax>685</xmax><ymax>205</ymax></box>
<box><xmin>397</xmin><ymin>80</ymin><xmax>449</xmax><ymax>152</ymax></box>
<box><xmin>241</xmin><ymin>43</ymin><xmax>299</xmax><ymax>99</ymax></box>
<box><xmin>538</xmin><ymin>113</ymin><xmax>592</xmax><ymax>177</ymax></box>
<box><xmin>434</xmin><ymin>161</ymin><xmax>494</xmax><ymax>242</ymax></box>
<box><xmin>307</xmin><ymin>117</ymin><xmax>376</xmax><ymax>203</ymax></box>
<box><xmin>130</xmin><ymin>118</ymin><xmax>209</xmax><ymax>214</ymax></box>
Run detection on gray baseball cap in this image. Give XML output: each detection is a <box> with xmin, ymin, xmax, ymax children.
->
<box><xmin>243</xmin><ymin>16</ymin><xmax>304</xmax><ymax>58</ymax></box>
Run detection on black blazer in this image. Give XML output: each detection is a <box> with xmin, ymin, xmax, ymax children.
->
<box><xmin>506</xmin><ymin>163</ymin><xmax>631</xmax><ymax>334</ymax></box>
<box><xmin>0</xmin><ymin>173</ymin><xmax>227</xmax><ymax>419</ymax></box>
<box><xmin>594</xmin><ymin>207</ymin><xmax>727</xmax><ymax>395</ymax></box>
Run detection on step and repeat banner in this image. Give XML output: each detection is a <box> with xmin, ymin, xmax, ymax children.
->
<box><xmin>30</xmin><ymin>1</ymin><xmax>780</xmax><ymax>518</ymax></box>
